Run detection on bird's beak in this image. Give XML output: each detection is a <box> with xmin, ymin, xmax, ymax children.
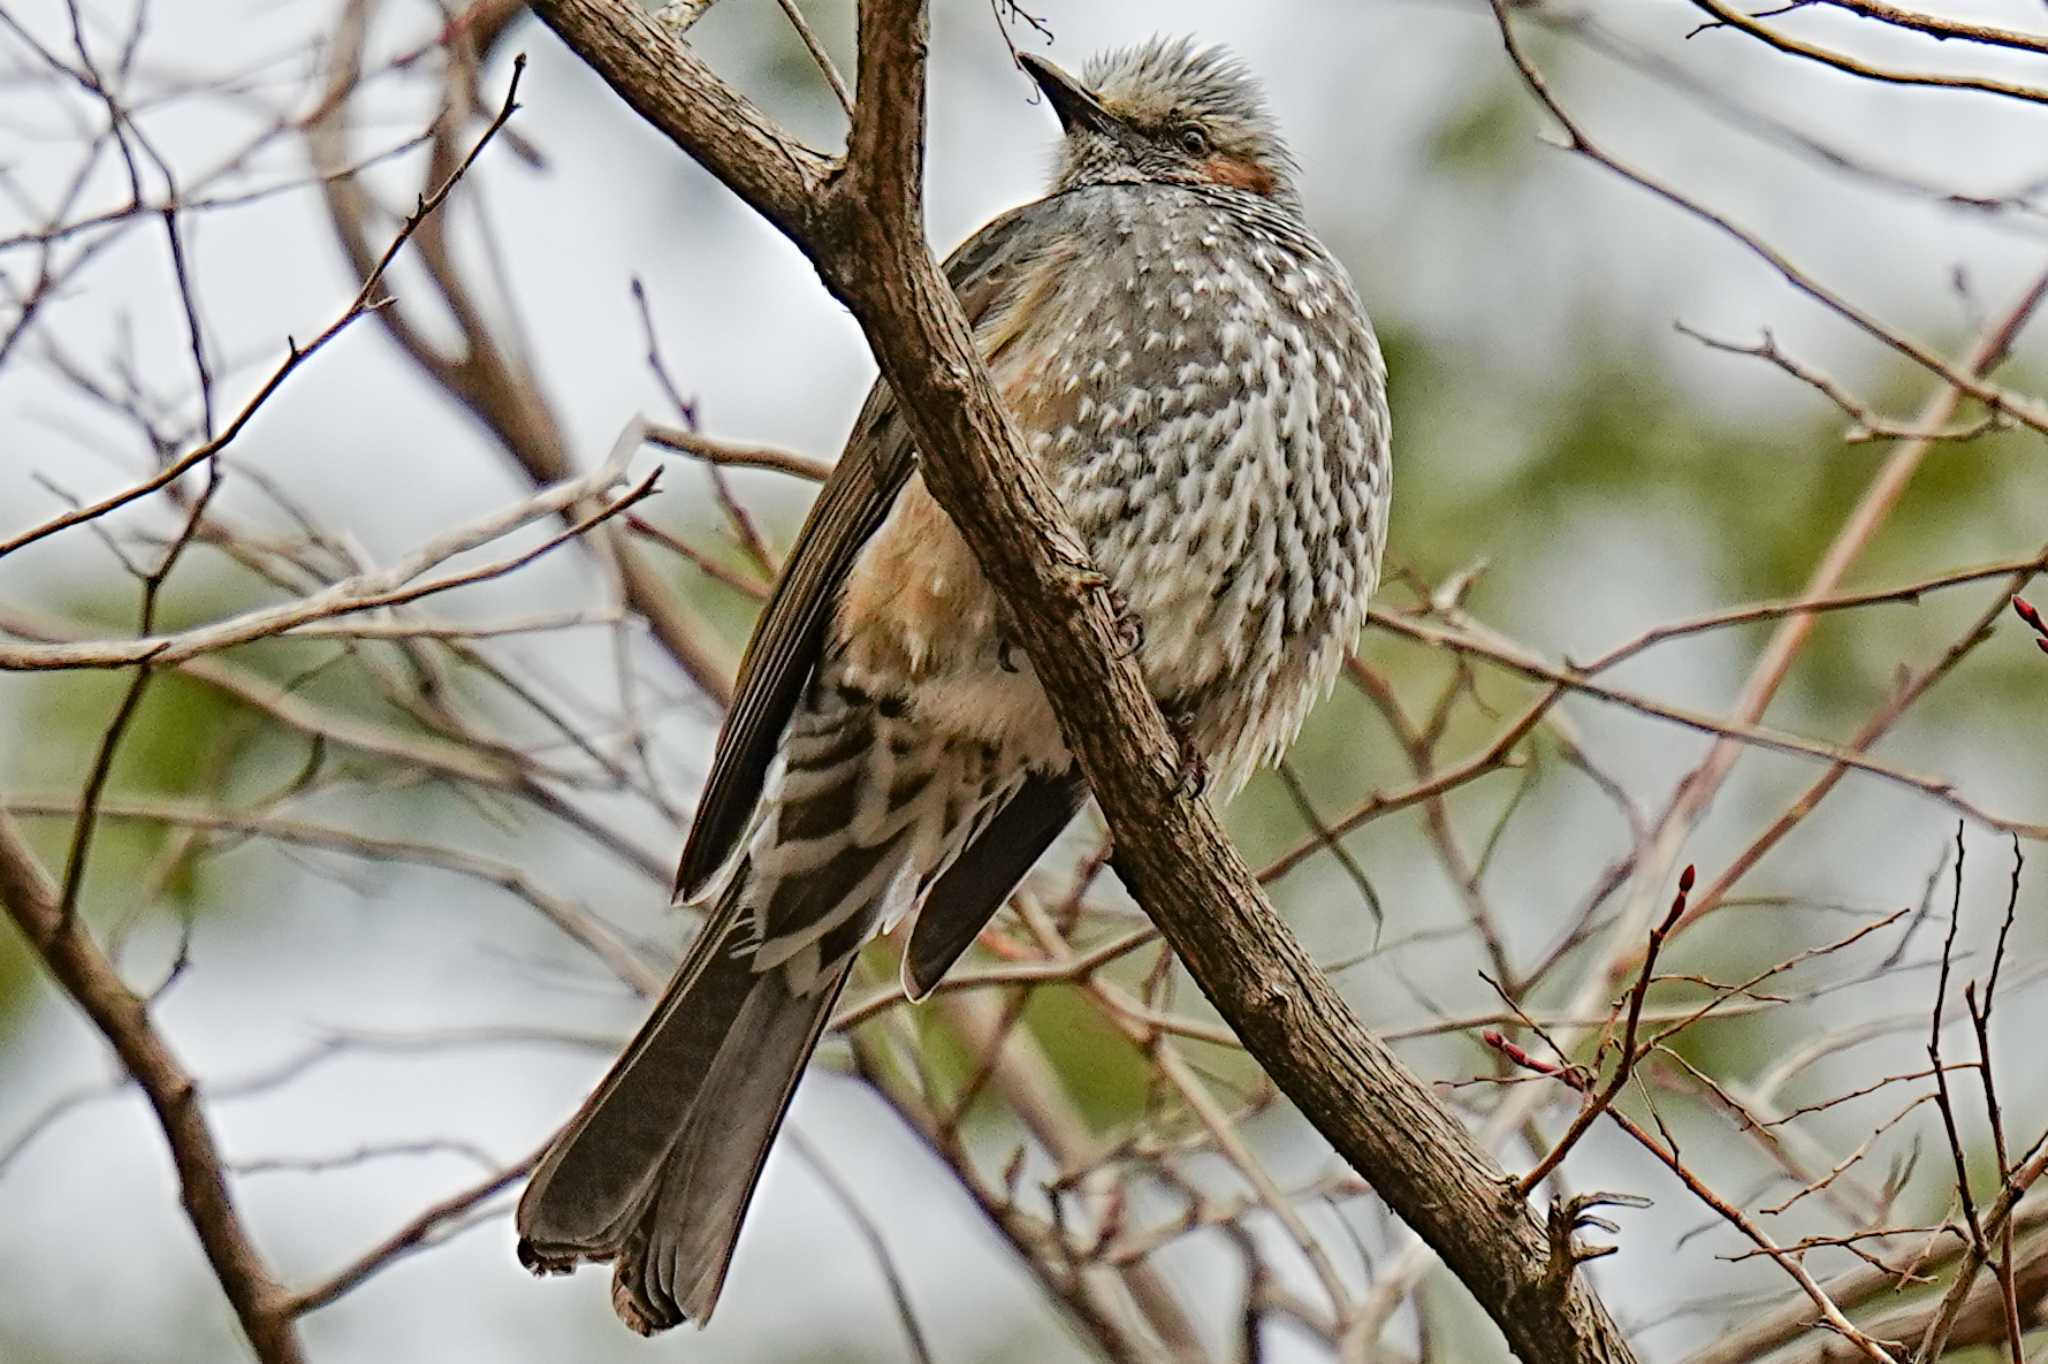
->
<box><xmin>1019</xmin><ymin>53</ymin><xmax>1114</xmax><ymax>136</ymax></box>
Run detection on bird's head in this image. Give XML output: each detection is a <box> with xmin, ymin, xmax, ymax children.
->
<box><xmin>1024</xmin><ymin>37</ymin><xmax>1297</xmax><ymax>205</ymax></box>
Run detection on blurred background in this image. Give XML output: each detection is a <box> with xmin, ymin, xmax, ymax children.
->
<box><xmin>4</xmin><ymin>1</ymin><xmax>2048</xmax><ymax>1360</ymax></box>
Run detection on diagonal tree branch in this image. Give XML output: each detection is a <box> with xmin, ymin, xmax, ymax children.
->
<box><xmin>0</xmin><ymin>809</ymin><xmax>306</xmax><ymax>1364</ymax></box>
<box><xmin>521</xmin><ymin>2</ymin><xmax>1640</xmax><ymax>1359</ymax></box>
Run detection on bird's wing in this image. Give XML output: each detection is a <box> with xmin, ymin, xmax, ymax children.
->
<box><xmin>901</xmin><ymin>769</ymin><xmax>1088</xmax><ymax>999</ymax></box>
<box><xmin>674</xmin><ymin>201</ymin><xmax>1055</xmax><ymax>902</ymax></box>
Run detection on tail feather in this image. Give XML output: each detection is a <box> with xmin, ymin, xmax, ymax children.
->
<box><xmin>514</xmin><ymin>879</ymin><xmax>850</xmax><ymax>1330</ymax></box>
<box><xmin>518</xmin><ymin>678</ymin><xmax>1027</xmax><ymax>1331</ymax></box>
<box><xmin>613</xmin><ymin>957</ymin><xmax>852</xmax><ymax>1329</ymax></box>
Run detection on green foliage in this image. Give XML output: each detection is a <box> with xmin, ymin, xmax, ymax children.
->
<box><xmin>887</xmin><ymin>968</ymin><xmax>1155</xmax><ymax>1135</ymax></box>
<box><xmin>0</xmin><ymin>570</ymin><xmax>527</xmax><ymax>1037</ymax></box>
<box><xmin>1017</xmin><ymin>984</ymin><xmax>1153</xmax><ymax>1132</ymax></box>
<box><xmin>1426</xmin><ymin>80</ymin><xmax>1532</xmax><ymax>175</ymax></box>
<box><xmin>0</xmin><ymin>667</ymin><xmax>252</xmax><ymax>1033</ymax></box>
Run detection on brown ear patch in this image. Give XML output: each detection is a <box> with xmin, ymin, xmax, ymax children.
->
<box><xmin>1203</xmin><ymin>153</ymin><xmax>1276</xmax><ymax>196</ymax></box>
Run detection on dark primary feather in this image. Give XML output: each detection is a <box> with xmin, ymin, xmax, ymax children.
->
<box><xmin>902</xmin><ymin>769</ymin><xmax>1086</xmax><ymax>998</ymax></box>
<box><xmin>673</xmin><ymin>201</ymin><xmax>1059</xmax><ymax>903</ymax></box>
<box><xmin>668</xmin><ymin>385</ymin><xmax>911</xmax><ymax>903</ymax></box>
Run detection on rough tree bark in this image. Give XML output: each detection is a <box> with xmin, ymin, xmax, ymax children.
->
<box><xmin>0</xmin><ymin>811</ymin><xmax>307</xmax><ymax>1364</ymax></box>
<box><xmin>521</xmin><ymin>2</ymin><xmax>1640</xmax><ymax>1360</ymax></box>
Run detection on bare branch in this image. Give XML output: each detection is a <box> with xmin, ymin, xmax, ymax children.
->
<box><xmin>1815</xmin><ymin>0</ymin><xmax>2048</xmax><ymax>57</ymax></box>
<box><xmin>1488</xmin><ymin>0</ymin><xmax>2048</xmax><ymax>439</ymax></box>
<box><xmin>0</xmin><ymin>808</ymin><xmax>306</xmax><ymax>1364</ymax></box>
<box><xmin>0</xmin><ymin>54</ymin><xmax>529</xmax><ymax>562</ymax></box>
<box><xmin>1690</xmin><ymin>0</ymin><xmax>2048</xmax><ymax>108</ymax></box>
<box><xmin>0</xmin><ymin>434</ymin><xmax>651</xmax><ymax>671</ymax></box>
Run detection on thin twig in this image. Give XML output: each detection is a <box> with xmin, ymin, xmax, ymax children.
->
<box><xmin>0</xmin><ymin>55</ymin><xmax>529</xmax><ymax>561</ymax></box>
<box><xmin>1517</xmin><ymin>867</ymin><xmax>1693</xmax><ymax>1194</ymax></box>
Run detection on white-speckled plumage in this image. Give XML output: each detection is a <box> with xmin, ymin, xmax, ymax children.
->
<box><xmin>831</xmin><ymin>168</ymin><xmax>1388</xmax><ymax>805</ymax></box>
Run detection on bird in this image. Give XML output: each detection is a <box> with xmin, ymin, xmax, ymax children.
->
<box><xmin>515</xmin><ymin>35</ymin><xmax>1392</xmax><ymax>1334</ymax></box>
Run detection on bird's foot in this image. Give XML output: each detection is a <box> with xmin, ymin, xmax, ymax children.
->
<box><xmin>1069</xmin><ymin>565</ymin><xmax>1141</xmax><ymax>659</ymax></box>
<box><xmin>1166</xmin><ymin>702</ymin><xmax>1210</xmax><ymax>799</ymax></box>
<box><xmin>1103</xmin><ymin>585</ymin><xmax>1143</xmax><ymax>660</ymax></box>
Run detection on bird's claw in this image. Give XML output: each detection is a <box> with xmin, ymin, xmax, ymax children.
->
<box><xmin>1166</xmin><ymin>703</ymin><xmax>1210</xmax><ymax>799</ymax></box>
<box><xmin>1102</xmin><ymin>584</ymin><xmax>1143</xmax><ymax>659</ymax></box>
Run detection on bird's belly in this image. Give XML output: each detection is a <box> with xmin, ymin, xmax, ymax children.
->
<box><xmin>902</xmin><ymin>668</ymin><xmax>1065</xmax><ymax>769</ymax></box>
<box><xmin>831</xmin><ymin>422</ymin><xmax>1377</xmax><ymax>795</ymax></box>
<box><xmin>831</xmin><ymin>475</ymin><xmax>1068</xmax><ymax>769</ymax></box>
<box><xmin>834</xmin><ymin>473</ymin><xmax>994</xmax><ymax>677</ymax></box>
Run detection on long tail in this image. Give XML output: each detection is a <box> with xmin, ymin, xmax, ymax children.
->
<box><xmin>514</xmin><ymin>876</ymin><xmax>854</xmax><ymax>1333</ymax></box>
<box><xmin>516</xmin><ymin>676</ymin><xmax>1033</xmax><ymax>1330</ymax></box>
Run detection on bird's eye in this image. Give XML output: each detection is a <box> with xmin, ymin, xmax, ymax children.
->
<box><xmin>1176</xmin><ymin>126</ymin><xmax>1211</xmax><ymax>156</ymax></box>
